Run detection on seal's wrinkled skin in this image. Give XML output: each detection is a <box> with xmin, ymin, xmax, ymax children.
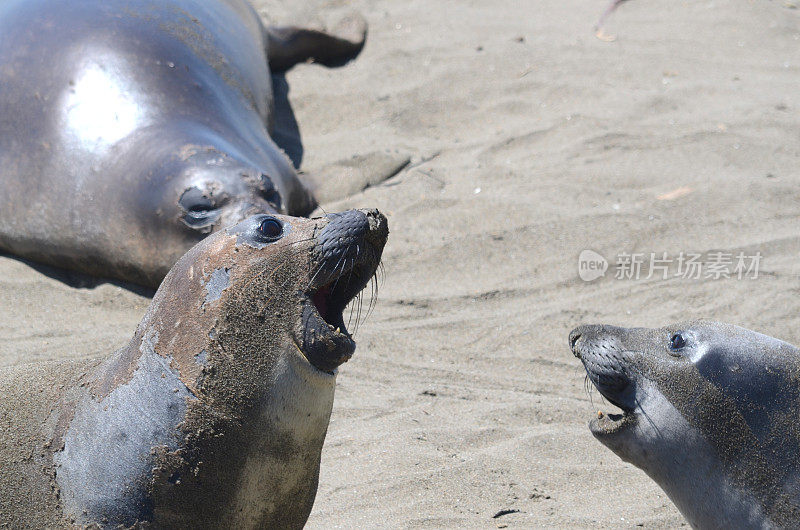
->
<box><xmin>570</xmin><ymin>321</ymin><xmax>800</xmax><ymax>529</ymax></box>
<box><xmin>0</xmin><ymin>0</ymin><xmax>366</xmax><ymax>287</ymax></box>
<box><xmin>0</xmin><ymin>209</ymin><xmax>387</xmax><ymax>528</ymax></box>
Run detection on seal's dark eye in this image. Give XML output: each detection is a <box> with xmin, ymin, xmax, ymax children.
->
<box><xmin>670</xmin><ymin>333</ymin><xmax>686</xmax><ymax>351</ymax></box>
<box><xmin>258</xmin><ymin>217</ymin><xmax>283</xmax><ymax>240</ymax></box>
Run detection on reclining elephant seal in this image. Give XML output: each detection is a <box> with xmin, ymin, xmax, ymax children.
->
<box><xmin>0</xmin><ymin>208</ymin><xmax>388</xmax><ymax>528</ymax></box>
<box><xmin>0</xmin><ymin>0</ymin><xmax>367</xmax><ymax>287</ymax></box>
<box><xmin>570</xmin><ymin>321</ymin><xmax>800</xmax><ymax>529</ymax></box>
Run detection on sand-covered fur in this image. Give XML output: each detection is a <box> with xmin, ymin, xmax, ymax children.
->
<box><xmin>572</xmin><ymin>322</ymin><xmax>800</xmax><ymax>528</ymax></box>
<box><xmin>1</xmin><ymin>0</ymin><xmax>799</xmax><ymax>527</ymax></box>
<box><xmin>0</xmin><ymin>210</ymin><xmax>387</xmax><ymax>528</ymax></box>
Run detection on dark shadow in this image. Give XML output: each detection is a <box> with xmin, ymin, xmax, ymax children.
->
<box><xmin>271</xmin><ymin>73</ymin><xmax>303</xmax><ymax>169</ymax></box>
<box><xmin>0</xmin><ymin>251</ymin><xmax>157</xmax><ymax>298</ymax></box>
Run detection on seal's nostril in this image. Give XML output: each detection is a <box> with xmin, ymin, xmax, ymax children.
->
<box><xmin>569</xmin><ymin>331</ymin><xmax>582</xmax><ymax>354</ymax></box>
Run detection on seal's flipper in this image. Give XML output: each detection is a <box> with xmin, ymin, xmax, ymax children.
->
<box><xmin>300</xmin><ymin>151</ymin><xmax>409</xmax><ymax>206</ymax></box>
<box><xmin>266</xmin><ymin>14</ymin><xmax>367</xmax><ymax>72</ymax></box>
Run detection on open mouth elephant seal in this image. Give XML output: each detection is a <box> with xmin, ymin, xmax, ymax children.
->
<box><xmin>0</xmin><ymin>208</ymin><xmax>388</xmax><ymax>528</ymax></box>
<box><xmin>570</xmin><ymin>321</ymin><xmax>800</xmax><ymax>529</ymax></box>
<box><xmin>0</xmin><ymin>0</ymin><xmax>367</xmax><ymax>287</ymax></box>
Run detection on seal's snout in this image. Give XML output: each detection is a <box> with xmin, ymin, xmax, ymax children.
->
<box><xmin>301</xmin><ymin>209</ymin><xmax>388</xmax><ymax>374</ymax></box>
<box><xmin>316</xmin><ymin>209</ymin><xmax>387</xmax><ymax>269</ymax></box>
<box><xmin>570</xmin><ymin>324</ymin><xmax>636</xmax><ymax>419</ymax></box>
<box><xmin>310</xmin><ymin>208</ymin><xmax>387</xmax><ymax>292</ymax></box>
<box><xmin>319</xmin><ymin>209</ymin><xmax>368</xmax><ymax>255</ymax></box>
<box><xmin>569</xmin><ymin>324</ymin><xmax>612</xmax><ymax>357</ymax></box>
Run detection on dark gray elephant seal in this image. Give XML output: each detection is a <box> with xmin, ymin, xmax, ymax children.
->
<box><xmin>570</xmin><ymin>321</ymin><xmax>800</xmax><ymax>529</ymax></box>
<box><xmin>0</xmin><ymin>208</ymin><xmax>388</xmax><ymax>528</ymax></box>
<box><xmin>0</xmin><ymin>0</ymin><xmax>366</xmax><ymax>287</ymax></box>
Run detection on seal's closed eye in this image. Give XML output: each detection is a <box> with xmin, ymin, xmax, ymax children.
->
<box><xmin>669</xmin><ymin>333</ymin><xmax>686</xmax><ymax>352</ymax></box>
<box><xmin>258</xmin><ymin>217</ymin><xmax>284</xmax><ymax>241</ymax></box>
<box><xmin>179</xmin><ymin>188</ymin><xmax>222</xmax><ymax>229</ymax></box>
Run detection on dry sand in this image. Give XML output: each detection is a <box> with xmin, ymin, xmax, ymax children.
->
<box><xmin>2</xmin><ymin>0</ymin><xmax>800</xmax><ymax>527</ymax></box>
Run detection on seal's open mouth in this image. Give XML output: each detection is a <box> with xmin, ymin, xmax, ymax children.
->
<box><xmin>302</xmin><ymin>261</ymin><xmax>377</xmax><ymax>371</ymax></box>
<box><xmin>570</xmin><ymin>330</ymin><xmax>637</xmax><ymax>436</ymax></box>
<box><xmin>300</xmin><ymin>209</ymin><xmax>387</xmax><ymax>374</ymax></box>
<box><xmin>588</xmin><ymin>398</ymin><xmax>636</xmax><ymax>436</ymax></box>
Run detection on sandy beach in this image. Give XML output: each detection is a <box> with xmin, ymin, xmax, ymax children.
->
<box><xmin>2</xmin><ymin>0</ymin><xmax>799</xmax><ymax>527</ymax></box>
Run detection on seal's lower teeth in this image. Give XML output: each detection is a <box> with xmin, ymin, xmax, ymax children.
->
<box><xmin>335</xmin><ymin>327</ymin><xmax>340</xmax><ymax>334</ymax></box>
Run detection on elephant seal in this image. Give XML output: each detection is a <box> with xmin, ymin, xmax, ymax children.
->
<box><xmin>0</xmin><ymin>0</ymin><xmax>367</xmax><ymax>287</ymax></box>
<box><xmin>570</xmin><ymin>321</ymin><xmax>800</xmax><ymax>529</ymax></box>
<box><xmin>0</xmin><ymin>208</ymin><xmax>388</xmax><ymax>528</ymax></box>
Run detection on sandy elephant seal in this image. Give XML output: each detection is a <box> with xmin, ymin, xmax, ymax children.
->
<box><xmin>0</xmin><ymin>208</ymin><xmax>388</xmax><ymax>528</ymax></box>
<box><xmin>570</xmin><ymin>321</ymin><xmax>800</xmax><ymax>529</ymax></box>
<box><xmin>0</xmin><ymin>0</ymin><xmax>367</xmax><ymax>287</ymax></box>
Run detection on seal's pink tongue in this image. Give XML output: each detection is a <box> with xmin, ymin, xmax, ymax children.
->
<box><xmin>313</xmin><ymin>286</ymin><xmax>331</xmax><ymax>322</ymax></box>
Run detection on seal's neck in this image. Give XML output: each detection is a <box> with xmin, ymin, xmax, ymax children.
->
<box><xmin>607</xmin><ymin>384</ymin><xmax>771</xmax><ymax>528</ymax></box>
<box><xmin>220</xmin><ymin>343</ymin><xmax>336</xmax><ymax>526</ymax></box>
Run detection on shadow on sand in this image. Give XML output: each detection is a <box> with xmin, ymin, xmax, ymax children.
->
<box><xmin>0</xmin><ymin>251</ymin><xmax>157</xmax><ymax>298</ymax></box>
